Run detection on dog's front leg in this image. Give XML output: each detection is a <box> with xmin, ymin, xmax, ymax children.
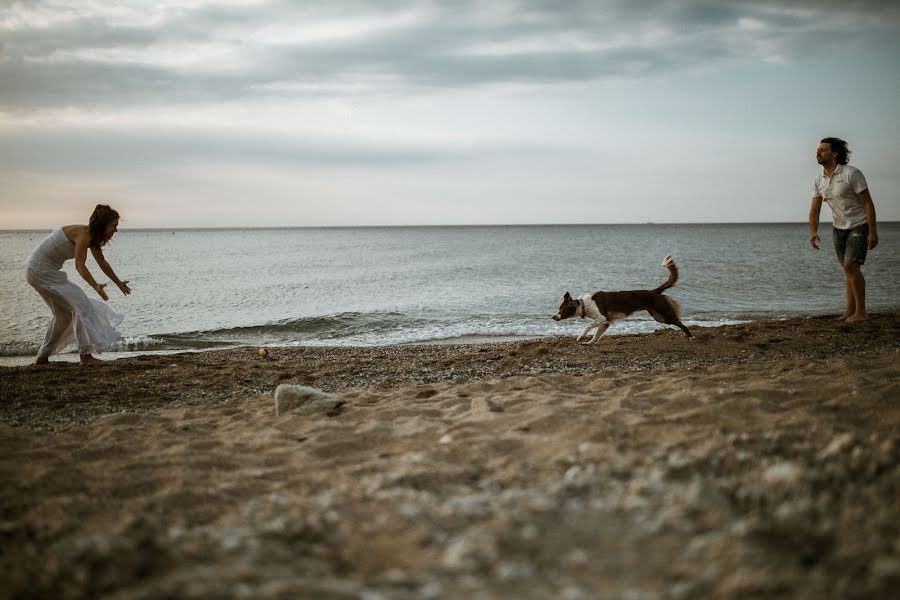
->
<box><xmin>576</xmin><ymin>321</ymin><xmax>595</xmax><ymax>342</ymax></box>
<box><xmin>578</xmin><ymin>319</ymin><xmax>607</xmax><ymax>344</ymax></box>
<box><xmin>585</xmin><ymin>321</ymin><xmax>610</xmax><ymax>345</ymax></box>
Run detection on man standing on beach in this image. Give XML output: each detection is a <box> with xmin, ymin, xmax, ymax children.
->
<box><xmin>809</xmin><ymin>137</ymin><xmax>878</xmax><ymax>322</ymax></box>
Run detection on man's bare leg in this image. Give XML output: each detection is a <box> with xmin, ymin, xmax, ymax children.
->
<box><xmin>837</xmin><ymin>276</ymin><xmax>855</xmax><ymax>320</ymax></box>
<box><xmin>844</xmin><ymin>261</ymin><xmax>867</xmax><ymax>322</ymax></box>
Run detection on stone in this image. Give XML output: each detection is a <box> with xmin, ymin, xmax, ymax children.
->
<box><xmin>762</xmin><ymin>461</ymin><xmax>803</xmax><ymax>486</ymax></box>
<box><xmin>274</xmin><ymin>384</ymin><xmax>345</xmax><ymax>416</ymax></box>
<box><xmin>817</xmin><ymin>433</ymin><xmax>854</xmax><ymax>461</ymax></box>
<box><xmin>442</xmin><ymin>529</ymin><xmax>498</xmax><ymax>571</ymax></box>
<box><xmin>470</xmin><ymin>397</ymin><xmax>505</xmax><ymax>413</ymax></box>
<box><xmin>869</xmin><ymin>556</ymin><xmax>900</xmax><ymax>589</ymax></box>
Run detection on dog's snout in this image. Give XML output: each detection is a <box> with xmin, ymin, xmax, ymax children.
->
<box><xmin>552</xmin><ymin>313</ymin><xmax>561</xmax><ymax>321</ymax></box>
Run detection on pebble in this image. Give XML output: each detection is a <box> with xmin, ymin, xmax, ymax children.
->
<box><xmin>470</xmin><ymin>397</ymin><xmax>505</xmax><ymax>413</ymax></box>
<box><xmin>817</xmin><ymin>433</ymin><xmax>855</xmax><ymax>461</ymax></box>
<box><xmin>274</xmin><ymin>384</ymin><xmax>345</xmax><ymax>416</ymax></box>
<box><xmin>442</xmin><ymin>530</ymin><xmax>498</xmax><ymax>571</ymax></box>
<box><xmin>418</xmin><ymin>582</ymin><xmax>443</xmax><ymax>599</ymax></box>
<box><xmin>762</xmin><ymin>462</ymin><xmax>803</xmax><ymax>486</ymax></box>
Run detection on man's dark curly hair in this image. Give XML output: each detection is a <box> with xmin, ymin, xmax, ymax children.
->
<box><xmin>821</xmin><ymin>137</ymin><xmax>851</xmax><ymax>165</ymax></box>
<box><xmin>88</xmin><ymin>204</ymin><xmax>120</xmax><ymax>248</ymax></box>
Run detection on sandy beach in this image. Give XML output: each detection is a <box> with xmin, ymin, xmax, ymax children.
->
<box><xmin>1</xmin><ymin>314</ymin><xmax>898</xmax><ymax>599</ymax></box>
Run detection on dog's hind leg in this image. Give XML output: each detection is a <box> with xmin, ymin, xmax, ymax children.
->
<box><xmin>663</xmin><ymin>312</ymin><xmax>693</xmax><ymax>338</ymax></box>
<box><xmin>654</xmin><ymin>301</ymin><xmax>693</xmax><ymax>338</ymax></box>
<box><xmin>670</xmin><ymin>318</ymin><xmax>693</xmax><ymax>338</ymax></box>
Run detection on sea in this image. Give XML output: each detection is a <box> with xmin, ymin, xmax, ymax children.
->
<box><xmin>1</xmin><ymin>224</ymin><xmax>898</xmax><ymax>365</ymax></box>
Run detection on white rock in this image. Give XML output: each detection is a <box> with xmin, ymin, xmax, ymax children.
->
<box><xmin>762</xmin><ymin>461</ymin><xmax>803</xmax><ymax>486</ymax></box>
<box><xmin>470</xmin><ymin>397</ymin><xmax>505</xmax><ymax>413</ymax></box>
<box><xmin>817</xmin><ymin>433</ymin><xmax>855</xmax><ymax>461</ymax></box>
<box><xmin>562</xmin><ymin>548</ymin><xmax>590</xmax><ymax>567</ymax></box>
<box><xmin>494</xmin><ymin>561</ymin><xmax>535</xmax><ymax>581</ymax></box>
<box><xmin>564</xmin><ymin>465</ymin><xmax>582</xmax><ymax>482</ymax></box>
<box><xmin>442</xmin><ymin>530</ymin><xmax>498</xmax><ymax>570</ymax></box>
<box><xmin>418</xmin><ymin>582</ymin><xmax>444</xmax><ymax>599</ymax></box>
<box><xmin>560</xmin><ymin>586</ymin><xmax>588</xmax><ymax>600</ymax></box>
<box><xmin>274</xmin><ymin>384</ymin><xmax>345</xmax><ymax>416</ymax></box>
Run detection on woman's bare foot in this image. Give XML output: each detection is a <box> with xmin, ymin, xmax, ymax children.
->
<box><xmin>35</xmin><ymin>357</ymin><xmax>49</xmax><ymax>365</ymax></box>
<box><xmin>835</xmin><ymin>313</ymin><xmax>851</xmax><ymax>321</ymax></box>
<box><xmin>845</xmin><ymin>313</ymin><xmax>868</xmax><ymax>323</ymax></box>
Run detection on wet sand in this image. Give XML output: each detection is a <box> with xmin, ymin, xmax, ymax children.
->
<box><xmin>1</xmin><ymin>314</ymin><xmax>898</xmax><ymax>599</ymax></box>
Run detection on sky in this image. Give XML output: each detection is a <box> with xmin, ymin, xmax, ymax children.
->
<box><xmin>1</xmin><ymin>0</ymin><xmax>898</xmax><ymax>228</ymax></box>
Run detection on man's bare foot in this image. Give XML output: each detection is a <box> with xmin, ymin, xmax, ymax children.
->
<box><xmin>35</xmin><ymin>357</ymin><xmax>49</xmax><ymax>365</ymax></box>
<box><xmin>79</xmin><ymin>354</ymin><xmax>103</xmax><ymax>364</ymax></box>
<box><xmin>835</xmin><ymin>313</ymin><xmax>851</xmax><ymax>321</ymax></box>
<box><xmin>845</xmin><ymin>313</ymin><xmax>868</xmax><ymax>323</ymax></box>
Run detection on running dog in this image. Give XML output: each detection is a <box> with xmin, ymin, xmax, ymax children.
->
<box><xmin>552</xmin><ymin>255</ymin><xmax>692</xmax><ymax>344</ymax></box>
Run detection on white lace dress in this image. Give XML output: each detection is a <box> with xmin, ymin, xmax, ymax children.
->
<box><xmin>25</xmin><ymin>227</ymin><xmax>124</xmax><ymax>358</ymax></box>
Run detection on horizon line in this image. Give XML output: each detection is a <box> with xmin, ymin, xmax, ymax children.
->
<box><xmin>2</xmin><ymin>220</ymin><xmax>899</xmax><ymax>233</ymax></box>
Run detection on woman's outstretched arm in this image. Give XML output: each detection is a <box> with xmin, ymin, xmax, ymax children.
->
<box><xmin>73</xmin><ymin>229</ymin><xmax>109</xmax><ymax>300</ymax></box>
<box><xmin>90</xmin><ymin>245</ymin><xmax>131</xmax><ymax>295</ymax></box>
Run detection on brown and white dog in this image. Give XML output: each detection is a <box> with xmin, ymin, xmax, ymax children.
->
<box><xmin>552</xmin><ymin>255</ymin><xmax>692</xmax><ymax>344</ymax></box>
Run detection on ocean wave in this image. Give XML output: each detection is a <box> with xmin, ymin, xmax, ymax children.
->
<box><xmin>0</xmin><ymin>311</ymin><xmax>758</xmax><ymax>357</ymax></box>
<box><xmin>109</xmin><ymin>336</ymin><xmax>171</xmax><ymax>352</ymax></box>
<box><xmin>0</xmin><ymin>335</ymin><xmax>174</xmax><ymax>357</ymax></box>
<box><xmin>146</xmin><ymin>312</ymin><xmax>559</xmax><ymax>350</ymax></box>
<box><xmin>153</xmin><ymin>312</ymin><xmax>415</xmax><ymax>347</ymax></box>
<box><xmin>0</xmin><ymin>340</ymin><xmax>37</xmax><ymax>358</ymax></box>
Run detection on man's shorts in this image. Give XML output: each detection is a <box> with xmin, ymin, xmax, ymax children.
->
<box><xmin>833</xmin><ymin>224</ymin><xmax>869</xmax><ymax>265</ymax></box>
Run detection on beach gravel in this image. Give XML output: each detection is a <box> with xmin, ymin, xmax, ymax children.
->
<box><xmin>0</xmin><ymin>313</ymin><xmax>898</xmax><ymax>599</ymax></box>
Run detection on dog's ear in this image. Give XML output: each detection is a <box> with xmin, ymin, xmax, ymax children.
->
<box><xmin>564</xmin><ymin>291</ymin><xmax>572</xmax><ymax>300</ymax></box>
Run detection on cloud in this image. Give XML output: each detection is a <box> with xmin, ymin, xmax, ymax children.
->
<box><xmin>1</xmin><ymin>0</ymin><xmax>897</xmax><ymax>113</ymax></box>
<box><xmin>0</xmin><ymin>126</ymin><xmax>480</xmax><ymax>173</ymax></box>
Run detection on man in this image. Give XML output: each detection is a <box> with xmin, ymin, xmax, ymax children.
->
<box><xmin>809</xmin><ymin>137</ymin><xmax>878</xmax><ymax>322</ymax></box>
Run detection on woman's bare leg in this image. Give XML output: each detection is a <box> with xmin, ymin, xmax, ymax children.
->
<box><xmin>34</xmin><ymin>293</ymin><xmax>73</xmax><ymax>363</ymax></box>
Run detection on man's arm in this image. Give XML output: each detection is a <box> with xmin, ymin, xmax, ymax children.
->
<box><xmin>857</xmin><ymin>188</ymin><xmax>878</xmax><ymax>249</ymax></box>
<box><xmin>809</xmin><ymin>196</ymin><xmax>823</xmax><ymax>249</ymax></box>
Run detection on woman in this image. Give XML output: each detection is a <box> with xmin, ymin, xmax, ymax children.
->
<box><xmin>25</xmin><ymin>204</ymin><xmax>131</xmax><ymax>364</ymax></box>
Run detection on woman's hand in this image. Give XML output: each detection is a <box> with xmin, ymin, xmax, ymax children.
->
<box><xmin>117</xmin><ymin>280</ymin><xmax>132</xmax><ymax>295</ymax></box>
<box><xmin>95</xmin><ymin>282</ymin><xmax>109</xmax><ymax>301</ymax></box>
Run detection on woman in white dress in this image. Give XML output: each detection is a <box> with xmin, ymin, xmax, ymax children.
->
<box><xmin>25</xmin><ymin>205</ymin><xmax>132</xmax><ymax>364</ymax></box>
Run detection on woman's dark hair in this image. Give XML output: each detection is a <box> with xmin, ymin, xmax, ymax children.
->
<box><xmin>88</xmin><ymin>204</ymin><xmax>120</xmax><ymax>248</ymax></box>
<box><xmin>820</xmin><ymin>137</ymin><xmax>851</xmax><ymax>165</ymax></box>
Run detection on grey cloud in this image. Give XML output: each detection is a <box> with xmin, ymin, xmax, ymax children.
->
<box><xmin>0</xmin><ymin>0</ymin><xmax>897</xmax><ymax>111</ymax></box>
<box><xmin>0</xmin><ymin>127</ymin><xmax>478</xmax><ymax>172</ymax></box>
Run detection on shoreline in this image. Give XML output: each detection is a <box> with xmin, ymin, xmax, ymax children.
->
<box><xmin>3</xmin><ymin>307</ymin><xmax>894</xmax><ymax>368</ymax></box>
<box><xmin>0</xmin><ymin>334</ymin><xmax>547</xmax><ymax>368</ymax></box>
<box><xmin>0</xmin><ymin>311</ymin><xmax>843</xmax><ymax>368</ymax></box>
<box><xmin>1</xmin><ymin>313</ymin><xmax>896</xmax><ymax>433</ymax></box>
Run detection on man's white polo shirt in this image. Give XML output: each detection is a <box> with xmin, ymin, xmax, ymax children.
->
<box><xmin>813</xmin><ymin>164</ymin><xmax>869</xmax><ymax>230</ymax></box>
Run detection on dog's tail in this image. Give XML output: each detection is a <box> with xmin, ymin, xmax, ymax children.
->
<box><xmin>653</xmin><ymin>254</ymin><xmax>679</xmax><ymax>294</ymax></box>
